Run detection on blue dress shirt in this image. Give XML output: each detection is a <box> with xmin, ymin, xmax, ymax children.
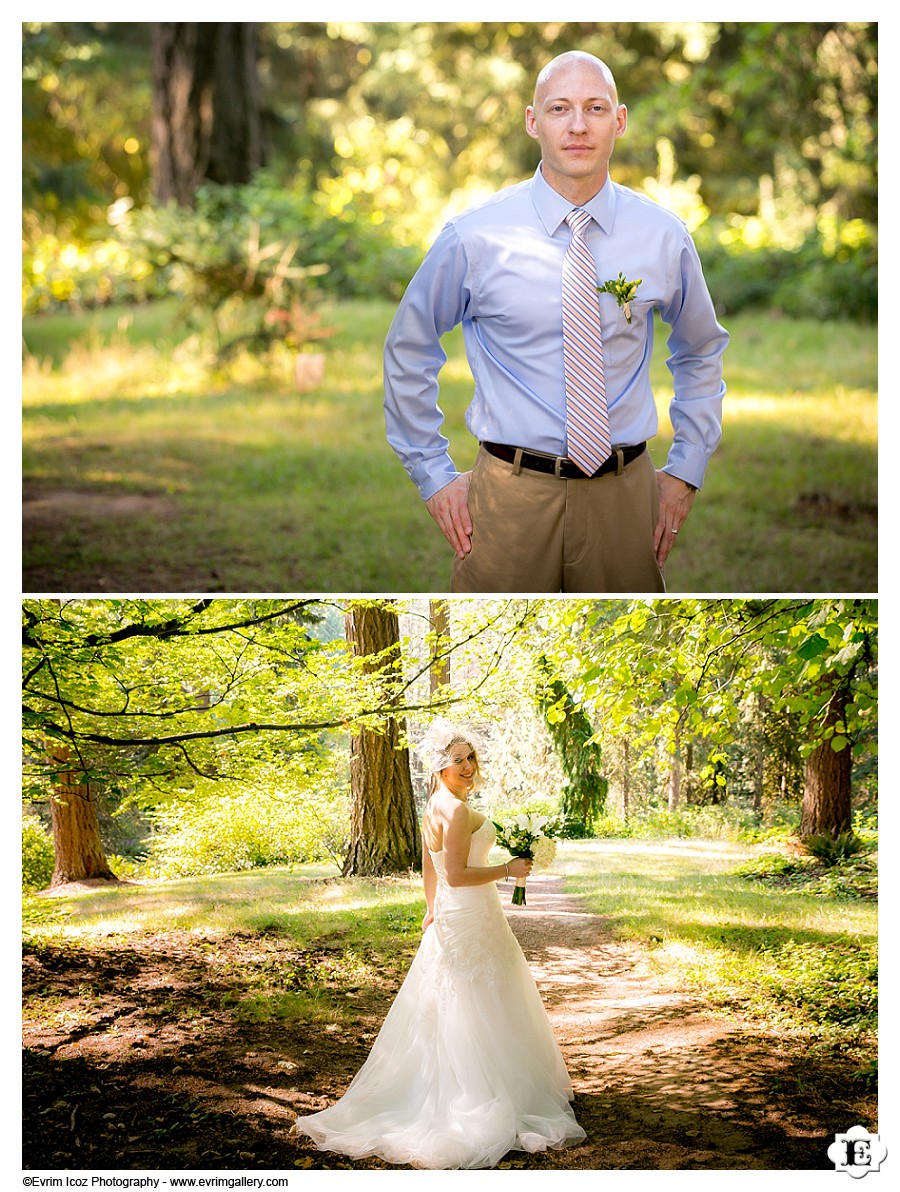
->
<box><xmin>384</xmin><ymin>166</ymin><xmax>728</xmax><ymax>501</ymax></box>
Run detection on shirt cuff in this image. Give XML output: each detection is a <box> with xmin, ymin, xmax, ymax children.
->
<box><xmin>414</xmin><ymin>462</ymin><xmax>462</xmax><ymax>502</ymax></box>
<box><xmin>661</xmin><ymin>444</ymin><xmax>711</xmax><ymax>492</ymax></box>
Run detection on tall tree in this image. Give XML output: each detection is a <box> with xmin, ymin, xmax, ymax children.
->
<box><xmin>343</xmin><ymin>603</ymin><xmax>420</xmax><ymax>876</ymax></box>
<box><xmin>151</xmin><ymin>22</ymin><xmax>263</xmax><ymax>204</ymax></box>
<box><xmin>799</xmin><ymin>673</ymin><xmax>853</xmax><ymax>836</ymax></box>
<box><xmin>429</xmin><ymin>600</ymin><xmax>451</xmax><ymax>694</ymax></box>
<box><xmin>548</xmin><ymin>599</ymin><xmax>877</xmax><ymax>839</ymax></box>
<box><xmin>46</xmin><ymin>744</ymin><xmax>118</xmax><ymax>886</ymax></box>
<box><xmin>537</xmin><ymin>656</ymin><xmax>607</xmax><ymax>833</ymax></box>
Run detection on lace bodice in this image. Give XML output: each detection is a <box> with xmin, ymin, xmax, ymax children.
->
<box><xmin>425</xmin><ymin>816</ymin><xmax>520</xmax><ymax>990</ymax></box>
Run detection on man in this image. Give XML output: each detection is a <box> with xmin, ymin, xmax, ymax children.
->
<box><xmin>384</xmin><ymin>50</ymin><xmax>728</xmax><ymax>592</ymax></box>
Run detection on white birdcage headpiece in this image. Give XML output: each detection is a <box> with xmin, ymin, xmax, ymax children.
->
<box><xmin>415</xmin><ymin>718</ymin><xmax>487</xmax><ymax>778</ymax></box>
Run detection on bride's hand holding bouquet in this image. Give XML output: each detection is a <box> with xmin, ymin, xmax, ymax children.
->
<box><xmin>492</xmin><ymin>813</ymin><xmax>560</xmax><ymax>905</ymax></box>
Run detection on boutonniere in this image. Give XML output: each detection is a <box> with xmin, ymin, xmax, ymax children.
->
<box><xmin>597</xmin><ymin>272</ymin><xmax>643</xmax><ymax>323</ymax></box>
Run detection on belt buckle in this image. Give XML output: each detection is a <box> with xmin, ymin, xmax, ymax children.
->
<box><xmin>553</xmin><ymin>454</ymin><xmax>571</xmax><ymax>479</ymax></box>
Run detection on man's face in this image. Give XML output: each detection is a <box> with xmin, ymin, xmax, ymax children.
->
<box><xmin>525</xmin><ymin>61</ymin><xmax>627</xmax><ymax>198</ymax></box>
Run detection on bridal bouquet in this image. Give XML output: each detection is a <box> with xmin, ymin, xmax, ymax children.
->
<box><xmin>492</xmin><ymin>813</ymin><xmax>559</xmax><ymax>905</ymax></box>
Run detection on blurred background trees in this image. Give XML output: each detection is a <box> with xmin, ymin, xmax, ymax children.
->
<box><xmin>23</xmin><ymin>20</ymin><xmax>877</xmax><ymax>326</ymax></box>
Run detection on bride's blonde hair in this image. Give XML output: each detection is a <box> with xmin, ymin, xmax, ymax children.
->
<box><xmin>416</xmin><ymin>718</ymin><xmax>486</xmax><ymax>796</ymax></box>
<box><xmin>427</xmin><ymin>736</ymin><xmax>481</xmax><ymax>797</ymax></box>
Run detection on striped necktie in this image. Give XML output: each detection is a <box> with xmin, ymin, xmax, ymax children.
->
<box><xmin>562</xmin><ymin>208</ymin><xmax>612</xmax><ymax>475</ymax></box>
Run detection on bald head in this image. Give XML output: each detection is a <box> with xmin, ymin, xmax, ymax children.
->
<box><xmin>534</xmin><ymin>51</ymin><xmax>619</xmax><ymax>107</ymax></box>
<box><xmin>525</xmin><ymin>50</ymin><xmax>626</xmax><ymax>203</ymax></box>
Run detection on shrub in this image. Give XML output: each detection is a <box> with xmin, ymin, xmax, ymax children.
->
<box><xmin>23</xmin><ymin>175</ymin><xmax>421</xmax><ymax>321</ymax></box>
<box><xmin>732</xmin><ymin>853</ymin><xmax>809</xmax><ymax>882</ymax></box>
<box><xmin>23</xmin><ymin>229</ymin><xmax>163</xmax><ymax>315</ymax></box>
<box><xmin>588</xmin><ymin>813</ymin><xmax>633</xmax><ymax>839</ymax></box>
<box><xmin>115</xmin><ymin>177</ymin><xmax>418</xmax><ymax>330</ymax></box>
<box><xmin>22</xmin><ymin>813</ymin><xmax>55</xmax><ymax>891</ymax></box>
<box><xmin>852</xmin><ymin>809</ymin><xmax>878</xmax><ymax>850</ymax></box>
<box><xmin>733</xmin><ymin>845</ymin><xmax>877</xmax><ymax>901</ymax></box>
<box><xmin>695</xmin><ymin>215</ymin><xmax>876</xmax><ymax>322</ymax></box>
<box><xmin>801</xmin><ymin>831</ymin><xmax>867</xmax><ymax>866</ymax></box>
<box><xmin>148</xmin><ymin>763</ymin><xmax>350</xmax><ymax>878</ymax></box>
<box><xmin>622</xmin><ymin>803</ymin><xmax>759</xmax><ymax>841</ymax></box>
<box><xmin>754</xmin><ymin>939</ymin><xmax>877</xmax><ymax>1031</ymax></box>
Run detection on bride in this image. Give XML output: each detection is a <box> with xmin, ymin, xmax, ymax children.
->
<box><xmin>291</xmin><ymin>719</ymin><xmax>586</xmax><ymax>1169</ymax></box>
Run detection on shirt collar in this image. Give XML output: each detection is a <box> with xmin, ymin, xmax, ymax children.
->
<box><xmin>530</xmin><ymin>164</ymin><xmax>616</xmax><ymax>236</ymax></box>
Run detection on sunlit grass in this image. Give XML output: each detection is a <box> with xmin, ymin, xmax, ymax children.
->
<box><xmin>23</xmin><ymin>839</ymin><xmax>875</xmax><ymax>1052</ymax></box>
<box><xmin>23</xmin><ymin>864</ymin><xmax>427</xmax><ymax>1026</ymax></box>
<box><xmin>22</xmin><ymin>864</ymin><xmax>429</xmax><ymax>946</ymax></box>
<box><xmin>23</xmin><ymin>302</ymin><xmax>875</xmax><ymax>591</ymax></box>
<box><xmin>556</xmin><ymin>839</ymin><xmax>876</xmax><ymax>1055</ymax></box>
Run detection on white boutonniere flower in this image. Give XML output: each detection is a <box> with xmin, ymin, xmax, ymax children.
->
<box><xmin>597</xmin><ymin>272</ymin><xmax>643</xmax><ymax>323</ymax></box>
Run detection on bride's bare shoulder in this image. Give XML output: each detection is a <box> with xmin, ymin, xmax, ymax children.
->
<box><xmin>429</xmin><ymin>788</ymin><xmax>464</xmax><ymax>820</ymax></box>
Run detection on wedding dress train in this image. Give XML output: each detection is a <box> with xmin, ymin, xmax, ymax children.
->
<box><xmin>292</xmin><ymin>818</ymin><xmax>586</xmax><ymax>1169</ymax></box>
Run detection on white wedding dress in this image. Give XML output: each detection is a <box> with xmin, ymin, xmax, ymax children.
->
<box><xmin>292</xmin><ymin>818</ymin><xmax>586</xmax><ymax>1169</ymax></box>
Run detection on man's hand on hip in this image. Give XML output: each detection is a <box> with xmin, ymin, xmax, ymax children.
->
<box><xmin>425</xmin><ymin>473</ymin><xmax>473</xmax><ymax>559</ymax></box>
<box><xmin>654</xmin><ymin>471</ymin><xmax>697</xmax><ymax>567</ymax></box>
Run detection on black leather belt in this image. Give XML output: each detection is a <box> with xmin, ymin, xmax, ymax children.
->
<box><xmin>482</xmin><ymin>441</ymin><xmax>646</xmax><ymax>480</ymax></box>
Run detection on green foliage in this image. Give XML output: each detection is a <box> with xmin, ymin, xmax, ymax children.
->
<box><xmin>103</xmin><ymin>853</ymin><xmax>148</xmax><ymax>879</ymax></box>
<box><xmin>589</xmin><ymin>804</ymin><xmax>807</xmax><ymax>844</ymax></box>
<box><xmin>23</xmin><ymin>175</ymin><xmax>419</xmax><ymax>321</ymax></box>
<box><xmin>147</xmin><ymin>772</ymin><xmax>350</xmax><ymax>879</ymax></box>
<box><xmin>21</xmin><ymin>599</ymin><xmax>356</xmax><ymax>803</ymax></box>
<box><xmin>561</xmin><ymin>600</ymin><xmax>877</xmax><ymax>800</ymax></box>
<box><xmin>696</xmin><ymin>217</ymin><xmax>876</xmax><ymax>322</ymax></box>
<box><xmin>851</xmin><ymin>809</ymin><xmax>878</xmax><ymax>849</ymax></box>
<box><xmin>598</xmin><ymin>803</ymin><xmax>763</xmax><ymax>841</ymax></box>
<box><xmin>22</xmin><ymin>229</ymin><xmax>160</xmax><ymax>314</ymax></box>
<box><xmin>750</xmin><ymin>939</ymin><xmax>877</xmax><ymax>1032</ymax></box>
<box><xmin>537</xmin><ymin>658</ymin><xmax>607</xmax><ymax>834</ymax></box>
<box><xmin>733</xmin><ymin>846</ymin><xmax>877</xmax><ymax>901</ymax></box>
<box><xmin>732</xmin><ymin>853</ymin><xmax>808</xmax><ymax>881</ymax></box>
<box><xmin>22</xmin><ymin>813</ymin><xmax>56</xmax><ymax>892</ymax></box>
<box><xmin>801</xmin><ymin>831</ymin><xmax>867</xmax><ymax>867</ymax></box>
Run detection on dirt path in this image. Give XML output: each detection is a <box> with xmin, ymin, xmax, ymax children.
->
<box><xmin>504</xmin><ymin>875</ymin><xmax>865</xmax><ymax>1170</ymax></box>
<box><xmin>22</xmin><ymin>876</ymin><xmax>871</xmax><ymax>1171</ymax></box>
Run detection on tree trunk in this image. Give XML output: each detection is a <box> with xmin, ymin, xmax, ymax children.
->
<box><xmin>151</xmin><ymin>22</ymin><xmax>262</xmax><ymax>205</ymax></box>
<box><xmin>667</xmin><ymin>759</ymin><xmax>681</xmax><ymax>811</ymax></box>
<box><xmin>751</xmin><ymin>693</ymin><xmax>766</xmax><ymax>815</ymax></box>
<box><xmin>667</xmin><ymin>724</ymin><xmax>681</xmax><ymax>811</ymax></box>
<box><xmin>343</xmin><ymin>604</ymin><xmax>421</xmax><ymax>876</ymax></box>
<box><xmin>799</xmin><ymin>677</ymin><xmax>853</xmax><ymax>837</ymax></box>
<box><xmin>429</xmin><ymin>599</ymin><xmax>450</xmax><ymax>694</ymax></box>
<box><xmin>47</xmin><ymin>745</ymin><xmax>118</xmax><ymax>886</ymax></box>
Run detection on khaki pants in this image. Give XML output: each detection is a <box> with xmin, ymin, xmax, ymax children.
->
<box><xmin>451</xmin><ymin>445</ymin><xmax>666</xmax><ymax>593</ymax></box>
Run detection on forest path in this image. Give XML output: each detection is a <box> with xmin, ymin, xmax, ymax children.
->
<box><xmin>501</xmin><ymin>874</ymin><xmax>861</xmax><ymax>1170</ymax></box>
<box><xmin>22</xmin><ymin>875</ymin><xmax>869</xmax><ymax>1172</ymax></box>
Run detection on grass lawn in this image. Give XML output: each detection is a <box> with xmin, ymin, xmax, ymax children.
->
<box><xmin>555</xmin><ymin>838</ymin><xmax>876</xmax><ymax>1056</ymax></box>
<box><xmin>22</xmin><ymin>300</ymin><xmax>876</xmax><ymax>593</ymax></box>
<box><xmin>24</xmin><ymin>838</ymin><xmax>876</xmax><ymax>1056</ymax></box>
